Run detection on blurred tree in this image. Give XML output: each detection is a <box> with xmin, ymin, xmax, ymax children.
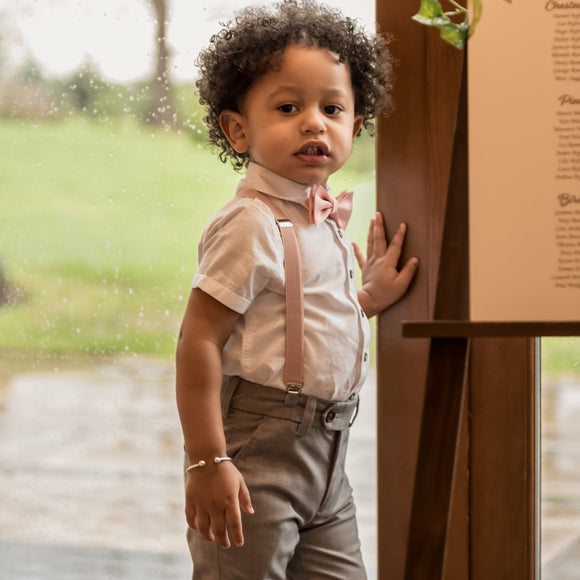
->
<box><xmin>0</xmin><ymin>264</ymin><xmax>11</xmax><ymax>306</ymax></box>
<box><xmin>2</xmin><ymin>58</ymin><xmax>57</xmax><ymax>119</ymax></box>
<box><xmin>17</xmin><ymin>58</ymin><xmax>44</xmax><ymax>83</ymax></box>
<box><xmin>0</xmin><ymin>15</ymin><xmax>6</xmax><ymax>78</ymax></box>
<box><xmin>149</xmin><ymin>0</ymin><xmax>174</xmax><ymax>126</ymax></box>
<box><xmin>0</xmin><ymin>269</ymin><xmax>8</xmax><ymax>306</ymax></box>
<box><xmin>0</xmin><ymin>263</ymin><xmax>23</xmax><ymax>307</ymax></box>
<box><xmin>63</xmin><ymin>61</ymin><xmax>106</xmax><ymax>115</ymax></box>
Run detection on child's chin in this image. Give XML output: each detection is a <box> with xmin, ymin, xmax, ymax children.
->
<box><xmin>286</xmin><ymin>167</ymin><xmax>331</xmax><ymax>185</ymax></box>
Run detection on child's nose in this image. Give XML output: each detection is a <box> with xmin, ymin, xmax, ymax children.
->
<box><xmin>301</xmin><ymin>108</ymin><xmax>326</xmax><ymax>134</ymax></box>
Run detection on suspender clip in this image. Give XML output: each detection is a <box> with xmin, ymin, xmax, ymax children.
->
<box><xmin>285</xmin><ymin>382</ymin><xmax>303</xmax><ymax>408</ymax></box>
<box><xmin>285</xmin><ymin>382</ymin><xmax>302</xmax><ymax>394</ymax></box>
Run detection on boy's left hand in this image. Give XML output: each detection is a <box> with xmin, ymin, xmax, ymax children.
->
<box><xmin>353</xmin><ymin>212</ymin><xmax>419</xmax><ymax>318</ymax></box>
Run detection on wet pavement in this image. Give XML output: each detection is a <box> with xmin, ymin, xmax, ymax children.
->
<box><xmin>0</xmin><ymin>358</ymin><xmax>377</xmax><ymax>580</ymax></box>
<box><xmin>541</xmin><ymin>376</ymin><xmax>580</xmax><ymax>579</ymax></box>
<box><xmin>0</xmin><ymin>359</ymin><xmax>191</xmax><ymax>580</ymax></box>
<box><xmin>0</xmin><ymin>357</ymin><xmax>577</xmax><ymax>579</ymax></box>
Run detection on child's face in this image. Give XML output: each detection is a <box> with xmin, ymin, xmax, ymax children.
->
<box><xmin>220</xmin><ymin>44</ymin><xmax>363</xmax><ymax>185</ymax></box>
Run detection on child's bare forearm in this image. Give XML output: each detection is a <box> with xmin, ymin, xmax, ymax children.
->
<box><xmin>175</xmin><ymin>289</ymin><xmax>241</xmax><ymax>460</ymax></box>
<box><xmin>176</xmin><ymin>334</ymin><xmax>227</xmax><ymax>459</ymax></box>
<box><xmin>176</xmin><ymin>289</ymin><xmax>250</xmax><ymax>549</ymax></box>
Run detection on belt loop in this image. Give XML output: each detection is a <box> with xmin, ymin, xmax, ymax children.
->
<box><xmin>284</xmin><ymin>382</ymin><xmax>302</xmax><ymax>407</ymax></box>
<box><xmin>296</xmin><ymin>396</ymin><xmax>317</xmax><ymax>437</ymax></box>
<box><xmin>349</xmin><ymin>397</ymin><xmax>360</xmax><ymax>427</ymax></box>
<box><xmin>221</xmin><ymin>376</ymin><xmax>240</xmax><ymax>419</ymax></box>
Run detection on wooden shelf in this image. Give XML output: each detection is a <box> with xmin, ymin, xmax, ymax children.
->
<box><xmin>403</xmin><ymin>320</ymin><xmax>580</xmax><ymax>338</ymax></box>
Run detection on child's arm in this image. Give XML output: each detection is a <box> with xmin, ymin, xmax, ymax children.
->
<box><xmin>176</xmin><ymin>288</ymin><xmax>254</xmax><ymax>549</ymax></box>
<box><xmin>353</xmin><ymin>212</ymin><xmax>419</xmax><ymax>317</ymax></box>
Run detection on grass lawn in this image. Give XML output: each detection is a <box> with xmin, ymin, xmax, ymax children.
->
<box><xmin>541</xmin><ymin>337</ymin><xmax>580</xmax><ymax>375</ymax></box>
<box><xmin>0</xmin><ymin>117</ymin><xmax>376</xmax><ymax>361</ymax></box>
<box><xmin>1</xmin><ymin>117</ymin><xmax>578</xmax><ymax>376</ymax></box>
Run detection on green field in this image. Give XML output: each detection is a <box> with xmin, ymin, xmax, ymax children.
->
<box><xmin>0</xmin><ymin>117</ymin><xmax>578</xmax><ymax>375</ymax></box>
<box><xmin>0</xmin><ymin>117</ymin><xmax>375</xmax><ymax>361</ymax></box>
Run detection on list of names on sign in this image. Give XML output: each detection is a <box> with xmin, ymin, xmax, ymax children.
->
<box><xmin>551</xmin><ymin>7</ymin><xmax>580</xmax><ymax>83</ymax></box>
<box><xmin>549</xmin><ymin>4</ymin><xmax>580</xmax><ymax>292</ymax></box>
<box><xmin>554</xmin><ymin>98</ymin><xmax>580</xmax><ymax>183</ymax></box>
<box><xmin>552</xmin><ymin>6</ymin><xmax>580</xmax><ymax>181</ymax></box>
<box><xmin>553</xmin><ymin>196</ymin><xmax>580</xmax><ymax>289</ymax></box>
<box><xmin>469</xmin><ymin>0</ymin><xmax>580</xmax><ymax>321</ymax></box>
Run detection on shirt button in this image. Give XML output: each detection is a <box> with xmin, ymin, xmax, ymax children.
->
<box><xmin>363</xmin><ymin>353</ymin><xmax>368</xmax><ymax>362</ymax></box>
<box><xmin>325</xmin><ymin>410</ymin><xmax>336</xmax><ymax>423</ymax></box>
<box><xmin>349</xmin><ymin>269</ymin><xmax>354</xmax><ymax>279</ymax></box>
<box><xmin>337</xmin><ymin>229</ymin><xmax>343</xmax><ymax>238</ymax></box>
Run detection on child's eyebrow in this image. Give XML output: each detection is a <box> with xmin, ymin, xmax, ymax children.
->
<box><xmin>267</xmin><ymin>85</ymin><xmax>351</xmax><ymax>101</ymax></box>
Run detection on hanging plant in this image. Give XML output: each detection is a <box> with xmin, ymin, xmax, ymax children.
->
<box><xmin>412</xmin><ymin>0</ymin><xmax>510</xmax><ymax>50</ymax></box>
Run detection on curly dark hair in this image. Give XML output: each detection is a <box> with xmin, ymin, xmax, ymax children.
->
<box><xmin>195</xmin><ymin>0</ymin><xmax>393</xmax><ymax>170</ymax></box>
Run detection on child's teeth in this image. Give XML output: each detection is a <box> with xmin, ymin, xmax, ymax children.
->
<box><xmin>307</xmin><ymin>147</ymin><xmax>318</xmax><ymax>155</ymax></box>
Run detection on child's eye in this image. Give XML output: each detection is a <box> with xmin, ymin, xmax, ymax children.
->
<box><xmin>278</xmin><ymin>104</ymin><xmax>297</xmax><ymax>113</ymax></box>
<box><xmin>324</xmin><ymin>105</ymin><xmax>342</xmax><ymax>115</ymax></box>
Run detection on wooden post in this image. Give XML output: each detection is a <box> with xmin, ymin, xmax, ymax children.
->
<box><xmin>375</xmin><ymin>1</ymin><xmax>465</xmax><ymax>577</ymax></box>
<box><xmin>375</xmin><ymin>1</ymin><xmax>539</xmax><ymax>578</ymax></box>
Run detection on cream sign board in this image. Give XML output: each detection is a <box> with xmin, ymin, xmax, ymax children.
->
<box><xmin>469</xmin><ymin>0</ymin><xmax>580</xmax><ymax>321</ymax></box>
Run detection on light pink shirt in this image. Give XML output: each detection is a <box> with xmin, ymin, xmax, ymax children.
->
<box><xmin>192</xmin><ymin>162</ymin><xmax>370</xmax><ymax>401</ymax></box>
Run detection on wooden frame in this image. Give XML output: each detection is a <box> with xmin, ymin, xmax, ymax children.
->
<box><xmin>374</xmin><ymin>1</ymin><xmax>543</xmax><ymax>578</ymax></box>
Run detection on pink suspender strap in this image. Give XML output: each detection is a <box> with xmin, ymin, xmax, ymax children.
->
<box><xmin>238</xmin><ymin>189</ymin><xmax>304</xmax><ymax>392</ymax></box>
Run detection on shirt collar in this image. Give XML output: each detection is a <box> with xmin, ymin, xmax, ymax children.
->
<box><xmin>236</xmin><ymin>162</ymin><xmax>320</xmax><ymax>209</ymax></box>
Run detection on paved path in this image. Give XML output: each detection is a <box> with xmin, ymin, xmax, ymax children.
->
<box><xmin>1</xmin><ymin>359</ymin><xmax>579</xmax><ymax>579</ymax></box>
<box><xmin>0</xmin><ymin>358</ymin><xmax>377</xmax><ymax>579</ymax></box>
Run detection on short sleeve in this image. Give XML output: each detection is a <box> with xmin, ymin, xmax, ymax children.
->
<box><xmin>192</xmin><ymin>198</ymin><xmax>284</xmax><ymax>314</ymax></box>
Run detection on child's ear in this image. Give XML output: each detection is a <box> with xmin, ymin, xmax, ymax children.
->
<box><xmin>219</xmin><ymin>110</ymin><xmax>249</xmax><ymax>153</ymax></box>
<box><xmin>352</xmin><ymin>115</ymin><xmax>364</xmax><ymax>139</ymax></box>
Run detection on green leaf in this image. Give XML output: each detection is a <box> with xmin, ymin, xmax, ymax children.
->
<box><xmin>412</xmin><ymin>0</ymin><xmax>513</xmax><ymax>48</ymax></box>
<box><xmin>469</xmin><ymin>0</ymin><xmax>483</xmax><ymax>37</ymax></box>
<box><xmin>412</xmin><ymin>13</ymin><xmax>436</xmax><ymax>26</ymax></box>
<box><xmin>438</xmin><ymin>21</ymin><xmax>468</xmax><ymax>49</ymax></box>
<box><xmin>412</xmin><ymin>0</ymin><xmax>470</xmax><ymax>49</ymax></box>
<box><xmin>432</xmin><ymin>15</ymin><xmax>453</xmax><ymax>27</ymax></box>
<box><xmin>413</xmin><ymin>0</ymin><xmax>445</xmax><ymax>21</ymax></box>
<box><xmin>412</xmin><ymin>13</ymin><xmax>449</xmax><ymax>27</ymax></box>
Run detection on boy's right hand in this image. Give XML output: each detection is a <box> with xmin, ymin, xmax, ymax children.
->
<box><xmin>185</xmin><ymin>461</ymin><xmax>254</xmax><ymax>549</ymax></box>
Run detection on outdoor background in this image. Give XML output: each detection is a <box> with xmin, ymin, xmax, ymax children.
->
<box><xmin>0</xmin><ymin>1</ymin><xmax>579</xmax><ymax>579</ymax></box>
<box><xmin>0</xmin><ymin>0</ymin><xmax>376</xmax><ymax>364</ymax></box>
<box><xmin>0</xmin><ymin>2</ymin><xmax>381</xmax><ymax>579</ymax></box>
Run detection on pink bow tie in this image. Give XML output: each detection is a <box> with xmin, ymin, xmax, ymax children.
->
<box><xmin>308</xmin><ymin>184</ymin><xmax>353</xmax><ymax>230</ymax></box>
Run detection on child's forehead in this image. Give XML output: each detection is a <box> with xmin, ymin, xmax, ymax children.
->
<box><xmin>236</xmin><ymin>44</ymin><xmax>354</xmax><ymax>108</ymax></box>
<box><xmin>274</xmin><ymin>44</ymin><xmax>343</xmax><ymax>68</ymax></box>
<box><xmin>257</xmin><ymin>44</ymin><xmax>350</xmax><ymax>85</ymax></box>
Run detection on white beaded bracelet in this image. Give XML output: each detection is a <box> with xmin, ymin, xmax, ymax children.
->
<box><xmin>186</xmin><ymin>456</ymin><xmax>232</xmax><ymax>473</ymax></box>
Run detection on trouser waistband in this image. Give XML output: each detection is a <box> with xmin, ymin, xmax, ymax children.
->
<box><xmin>221</xmin><ymin>376</ymin><xmax>359</xmax><ymax>437</ymax></box>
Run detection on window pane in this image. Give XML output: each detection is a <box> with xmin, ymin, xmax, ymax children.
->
<box><xmin>542</xmin><ymin>337</ymin><xmax>580</xmax><ymax>578</ymax></box>
<box><xmin>0</xmin><ymin>1</ymin><xmax>378</xmax><ymax>577</ymax></box>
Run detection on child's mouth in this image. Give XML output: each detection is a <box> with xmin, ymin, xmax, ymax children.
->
<box><xmin>297</xmin><ymin>142</ymin><xmax>329</xmax><ymax>158</ymax></box>
<box><xmin>296</xmin><ymin>147</ymin><xmax>328</xmax><ymax>165</ymax></box>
